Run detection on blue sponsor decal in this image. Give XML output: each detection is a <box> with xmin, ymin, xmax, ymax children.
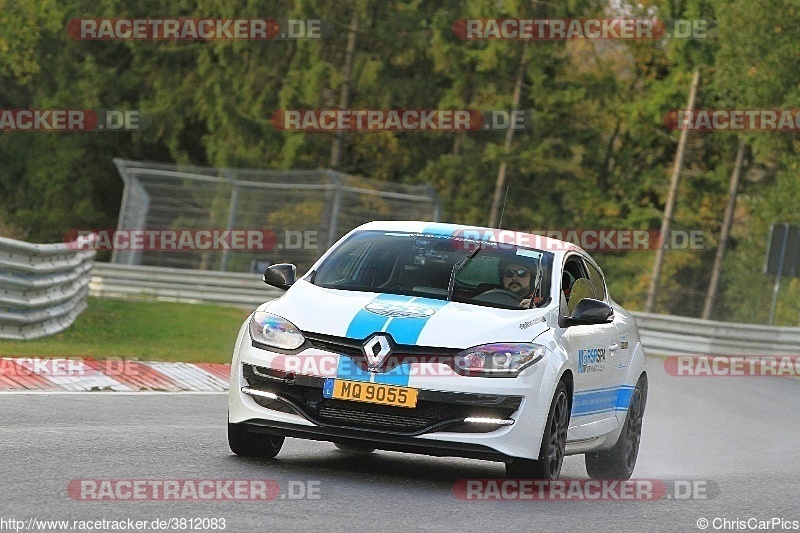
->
<box><xmin>345</xmin><ymin>293</ymin><xmax>413</xmax><ymax>340</ymax></box>
<box><xmin>419</xmin><ymin>223</ymin><xmax>521</xmax><ymax>251</ymax></box>
<box><xmin>384</xmin><ymin>302</ymin><xmax>447</xmax><ymax>344</ymax></box>
<box><xmin>421</xmin><ymin>223</ymin><xmax>492</xmax><ymax>244</ymax></box>
<box><xmin>339</xmin><ymin>294</ymin><xmax>448</xmax><ymax>386</ymax></box>
<box><xmin>420</xmin><ymin>223</ymin><xmax>460</xmax><ymax>237</ymax></box>
<box><xmin>571</xmin><ymin>385</ymin><xmax>634</xmax><ymax>416</ymax></box>
<box><xmin>577</xmin><ymin>348</ymin><xmax>606</xmax><ymax>373</ymax></box>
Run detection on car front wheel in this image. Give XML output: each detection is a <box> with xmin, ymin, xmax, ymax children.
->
<box><xmin>506</xmin><ymin>380</ymin><xmax>570</xmax><ymax>479</ymax></box>
<box><xmin>228</xmin><ymin>421</ymin><xmax>284</xmax><ymax>459</ymax></box>
<box><xmin>585</xmin><ymin>374</ymin><xmax>647</xmax><ymax>480</ymax></box>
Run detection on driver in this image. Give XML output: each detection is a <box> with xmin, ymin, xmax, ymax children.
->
<box><xmin>499</xmin><ymin>260</ymin><xmax>536</xmax><ymax>308</ymax></box>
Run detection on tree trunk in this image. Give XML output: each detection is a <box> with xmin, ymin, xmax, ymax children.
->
<box><xmin>330</xmin><ymin>7</ymin><xmax>359</xmax><ymax>170</ymax></box>
<box><xmin>488</xmin><ymin>40</ymin><xmax>529</xmax><ymax>228</ymax></box>
<box><xmin>701</xmin><ymin>139</ymin><xmax>746</xmax><ymax>319</ymax></box>
<box><xmin>644</xmin><ymin>67</ymin><xmax>700</xmax><ymax>313</ymax></box>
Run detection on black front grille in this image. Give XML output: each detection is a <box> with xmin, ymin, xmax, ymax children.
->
<box><xmin>306</xmin><ymin>334</ymin><xmax>362</xmax><ymax>358</ymax></box>
<box><xmin>243</xmin><ymin>364</ymin><xmax>522</xmax><ymax>435</ymax></box>
<box><xmin>317</xmin><ymin>400</ymin><xmax>440</xmax><ymax>432</ymax></box>
<box><xmin>303</xmin><ymin>331</ymin><xmax>460</xmax><ymax>373</ymax></box>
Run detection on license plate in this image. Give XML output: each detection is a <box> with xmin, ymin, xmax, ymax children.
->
<box><xmin>323</xmin><ymin>378</ymin><xmax>417</xmax><ymax>408</ymax></box>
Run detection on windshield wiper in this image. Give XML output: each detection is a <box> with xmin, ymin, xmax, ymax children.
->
<box><xmin>447</xmin><ymin>242</ymin><xmax>482</xmax><ymax>300</ymax></box>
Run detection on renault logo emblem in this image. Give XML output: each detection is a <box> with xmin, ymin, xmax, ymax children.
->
<box><xmin>363</xmin><ymin>334</ymin><xmax>392</xmax><ymax>370</ymax></box>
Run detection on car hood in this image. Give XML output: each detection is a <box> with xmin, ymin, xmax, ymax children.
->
<box><xmin>259</xmin><ymin>279</ymin><xmax>550</xmax><ymax>349</ymax></box>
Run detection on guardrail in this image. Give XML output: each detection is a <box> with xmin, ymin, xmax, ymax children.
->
<box><xmin>632</xmin><ymin>312</ymin><xmax>800</xmax><ymax>356</ymax></box>
<box><xmin>89</xmin><ymin>262</ymin><xmax>282</xmax><ymax>308</ymax></box>
<box><xmin>88</xmin><ymin>263</ymin><xmax>800</xmax><ymax>355</ymax></box>
<box><xmin>0</xmin><ymin>236</ymin><xmax>95</xmax><ymax>340</ymax></box>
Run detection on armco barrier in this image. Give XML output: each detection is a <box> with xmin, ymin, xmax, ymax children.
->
<box><xmin>0</xmin><ymin>236</ymin><xmax>95</xmax><ymax>339</ymax></box>
<box><xmin>88</xmin><ymin>263</ymin><xmax>800</xmax><ymax>356</ymax></box>
<box><xmin>632</xmin><ymin>312</ymin><xmax>800</xmax><ymax>356</ymax></box>
<box><xmin>89</xmin><ymin>262</ymin><xmax>282</xmax><ymax>308</ymax></box>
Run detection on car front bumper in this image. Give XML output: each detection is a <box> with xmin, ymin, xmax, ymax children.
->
<box><xmin>228</xmin><ymin>327</ymin><xmax>561</xmax><ymax>461</ymax></box>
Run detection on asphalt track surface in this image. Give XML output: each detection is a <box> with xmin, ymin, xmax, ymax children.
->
<box><xmin>2</xmin><ymin>356</ymin><xmax>800</xmax><ymax>533</ymax></box>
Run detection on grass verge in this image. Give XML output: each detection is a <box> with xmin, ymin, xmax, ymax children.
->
<box><xmin>0</xmin><ymin>298</ymin><xmax>252</xmax><ymax>363</ymax></box>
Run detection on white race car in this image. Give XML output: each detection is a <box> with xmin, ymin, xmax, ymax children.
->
<box><xmin>228</xmin><ymin>221</ymin><xmax>647</xmax><ymax>479</ymax></box>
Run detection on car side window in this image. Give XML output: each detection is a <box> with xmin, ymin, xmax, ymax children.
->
<box><xmin>585</xmin><ymin>260</ymin><xmax>607</xmax><ymax>301</ymax></box>
<box><xmin>562</xmin><ymin>256</ymin><xmax>588</xmax><ymax>293</ymax></box>
<box><xmin>561</xmin><ymin>256</ymin><xmax>589</xmax><ymax>315</ymax></box>
<box><xmin>563</xmin><ymin>254</ymin><xmax>613</xmax><ymax>314</ymax></box>
<box><xmin>316</xmin><ymin>240</ymin><xmax>371</xmax><ymax>284</ymax></box>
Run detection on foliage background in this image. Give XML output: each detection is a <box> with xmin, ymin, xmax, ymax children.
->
<box><xmin>1</xmin><ymin>0</ymin><xmax>799</xmax><ymax>324</ymax></box>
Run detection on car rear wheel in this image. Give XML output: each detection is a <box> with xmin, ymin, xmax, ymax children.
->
<box><xmin>228</xmin><ymin>421</ymin><xmax>284</xmax><ymax>458</ymax></box>
<box><xmin>506</xmin><ymin>380</ymin><xmax>570</xmax><ymax>479</ymax></box>
<box><xmin>585</xmin><ymin>375</ymin><xmax>647</xmax><ymax>480</ymax></box>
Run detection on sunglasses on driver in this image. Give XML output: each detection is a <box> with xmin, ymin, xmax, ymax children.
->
<box><xmin>503</xmin><ymin>268</ymin><xmax>530</xmax><ymax>278</ymax></box>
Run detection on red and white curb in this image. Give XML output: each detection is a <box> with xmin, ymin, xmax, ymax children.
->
<box><xmin>0</xmin><ymin>358</ymin><xmax>231</xmax><ymax>392</ymax></box>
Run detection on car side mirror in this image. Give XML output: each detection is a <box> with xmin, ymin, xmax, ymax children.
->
<box><xmin>563</xmin><ymin>298</ymin><xmax>613</xmax><ymax>327</ymax></box>
<box><xmin>263</xmin><ymin>263</ymin><xmax>296</xmax><ymax>290</ymax></box>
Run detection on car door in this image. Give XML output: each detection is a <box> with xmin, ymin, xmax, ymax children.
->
<box><xmin>584</xmin><ymin>257</ymin><xmax>632</xmax><ymax>386</ymax></box>
<box><xmin>555</xmin><ymin>254</ymin><xmax>621</xmax><ymax>441</ymax></box>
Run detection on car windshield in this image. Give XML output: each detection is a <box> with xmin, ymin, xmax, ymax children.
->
<box><xmin>313</xmin><ymin>230</ymin><xmax>553</xmax><ymax>310</ymax></box>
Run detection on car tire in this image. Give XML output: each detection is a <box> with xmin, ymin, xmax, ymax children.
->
<box><xmin>228</xmin><ymin>421</ymin><xmax>285</xmax><ymax>459</ymax></box>
<box><xmin>506</xmin><ymin>380</ymin><xmax>570</xmax><ymax>479</ymax></box>
<box><xmin>585</xmin><ymin>375</ymin><xmax>647</xmax><ymax>480</ymax></box>
<box><xmin>334</xmin><ymin>443</ymin><xmax>376</xmax><ymax>454</ymax></box>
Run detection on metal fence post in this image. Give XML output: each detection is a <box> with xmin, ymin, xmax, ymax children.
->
<box><xmin>326</xmin><ymin>172</ymin><xmax>342</xmax><ymax>250</ymax></box>
<box><xmin>768</xmin><ymin>223</ymin><xmax>790</xmax><ymax>325</ymax></box>
<box><xmin>219</xmin><ymin>173</ymin><xmax>239</xmax><ymax>272</ymax></box>
<box><xmin>111</xmin><ymin>158</ymin><xmax>130</xmax><ymax>265</ymax></box>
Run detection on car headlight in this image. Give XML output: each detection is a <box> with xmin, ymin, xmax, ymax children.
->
<box><xmin>249</xmin><ymin>312</ymin><xmax>305</xmax><ymax>350</ymax></box>
<box><xmin>454</xmin><ymin>343</ymin><xmax>546</xmax><ymax>376</ymax></box>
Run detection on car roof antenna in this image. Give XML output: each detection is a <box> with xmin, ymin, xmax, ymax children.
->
<box><xmin>498</xmin><ymin>185</ymin><xmax>510</xmax><ymax>229</ymax></box>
